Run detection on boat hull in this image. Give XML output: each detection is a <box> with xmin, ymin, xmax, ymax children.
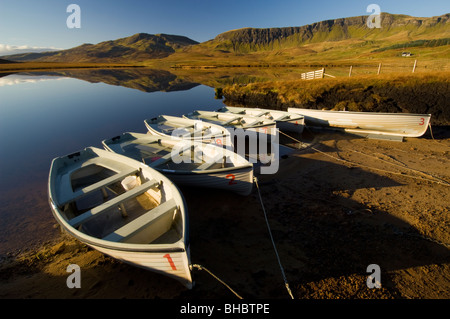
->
<box><xmin>89</xmin><ymin>242</ymin><xmax>192</xmax><ymax>289</ymax></box>
<box><xmin>102</xmin><ymin>133</ymin><xmax>254</xmax><ymax>196</ymax></box>
<box><xmin>49</xmin><ymin>200</ymin><xmax>193</xmax><ymax>289</ymax></box>
<box><xmin>161</xmin><ymin>166</ymin><xmax>254</xmax><ymax>196</ymax></box>
<box><xmin>288</xmin><ymin>107</ymin><xmax>431</xmax><ymax>138</ymax></box>
<box><xmin>276</xmin><ymin>118</ymin><xmax>305</xmax><ymax>134</ymax></box>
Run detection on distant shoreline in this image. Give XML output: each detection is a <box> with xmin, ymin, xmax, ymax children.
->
<box><xmin>0</xmin><ymin>62</ymin><xmax>146</xmax><ymax>73</ymax></box>
<box><xmin>2</xmin><ymin>59</ymin><xmax>447</xmax><ymax>74</ymax></box>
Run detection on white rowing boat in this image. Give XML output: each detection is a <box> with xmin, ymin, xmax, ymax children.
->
<box><xmin>184</xmin><ymin>110</ymin><xmax>279</xmax><ymax>165</ymax></box>
<box><xmin>288</xmin><ymin>107</ymin><xmax>431</xmax><ymax>139</ymax></box>
<box><xmin>48</xmin><ymin>147</ymin><xmax>193</xmax><ymax>288</ymax></box>
<box><xmin>144</xmin><ymin>115</ymin><xmax>231</xmax><ymax>146</ymax></box>
<box><xmin>183</xmin><ymin>110</ymin><xmax>277</xmax><ymax>141</ymax></box>
<box><xmin>184</xmin><ymin>110</ymin><xmax>277</xmax><ymax>133</ymax></box>
<box><xmin>216</xmin><ymin>106</ymin><xmax>305</xmax><ymax>134</ymax></box>
<box><xmin>102</xmin><ymin>132</ymin><xmax>254</xmax><ymax>196</ymax></box>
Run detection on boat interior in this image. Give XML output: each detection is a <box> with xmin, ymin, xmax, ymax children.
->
<box><xmin>53</xmin><ymin>154</ymin><xmax>183</xmax><ymax>245</ymax></box>
<box><xmin>106</xmin><ymin>135</ymin><xmax>241</xmax><ymax>171</ymax></box>
<box><xmin>147</xmin><ymin>118</ymin><xmax>226</xmax><ymax>140</ymax></box>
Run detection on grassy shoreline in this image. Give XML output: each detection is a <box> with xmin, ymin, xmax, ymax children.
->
<box><xmin>1</xmin><ymin>56</ymin><xmax>448</xmax><ymax>73</ymax></box>
<box><xmin>222</xmin><ymin>71</ymin><xmax>450</xmax><ymax>125</ymax></box>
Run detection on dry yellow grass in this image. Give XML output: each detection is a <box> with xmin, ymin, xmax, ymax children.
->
<box><xmin>225</xmin><ymin>70</ymin><xmax>450</xmax><ymax>102</ymax></box>
<box><xmin>223</xmin><ymin>70</ymin><xmax>450</xmax><ymax>125</ymax></box>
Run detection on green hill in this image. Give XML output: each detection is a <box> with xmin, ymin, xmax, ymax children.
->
<box><xmin>0</xmin><ymin>58</ymin><xmax>18</xmax><ymax>64</ymax></box>
<box><xmin>209</xmin><ymin>13</ymin><xmax>449</xmax><ymax>53</ymax></box>
<box><xmin>2</xmin><ymin>33</ymin><xmax>199</xmax><ymax>63</ymax></box>
<box><xmin>162</xmin><ymin>12</ymin><xmax>449</xmax><ymax>67</ymax></box>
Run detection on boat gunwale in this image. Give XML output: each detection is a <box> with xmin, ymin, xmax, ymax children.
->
<box><xmin>144</xmin><ymin>115</ymin><xmax>231</xmax><ymax>139</ymax></box>
<box><xmin>217</xmin><ymin>106</ymin><xmax>305</xmax><ymax>123</ymax></box>
<box><xmin>102</xmin><ymin>132</ymin><xmax>253</xmax><ymax>174</ymax></box>
<box><xmin>159</xmin><ymin>164</ymin><xmax>253</xmax><ymax>175</ymax></box>
<box><xmin>146</xmin><ymin>128</ymin><xmax>228</xmax><ymax>141</ymax></box>
<box><xmin>184</xmin><ymin>116</ymin><xmax>277</xmax><ymax>130</ymax></box>
<box><xmin>183</xmin><ymin>110</ymin><xmax>277</xmax><ymax>129</ymax></box>
<box><xmin>288</xmin><ymin>107</ymin><xmax>432</xmax><ymax>118</ymax></box>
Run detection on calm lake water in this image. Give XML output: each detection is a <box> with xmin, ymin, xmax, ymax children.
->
<box><xmin>0</xmin><ymin>69</ymin><xmax>226</xmax><ymax>255</ymax></box>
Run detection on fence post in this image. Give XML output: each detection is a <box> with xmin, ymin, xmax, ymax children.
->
<box><xmin>412</xmin><ymin>59</ymin><xmax>417</xmax><ymax>73</ymax></box>
<box><xmin>377</xmin><ymin>63</ymin><xmax>382</xmax><ymax>75</ymax></box>
<box><xmin>349</xmin><ymin>66</ymin><xmax>353</xmax><ymax>77</ymax></box>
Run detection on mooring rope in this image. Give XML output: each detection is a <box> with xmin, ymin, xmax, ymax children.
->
<box><xmin>280</xmin><ymin>130</ymin><xmax>450</xmax><ymax>248</ymax></box>
<box><xmin>428</xmin><ymin>123</ymin><xmax>436</xmax><ymax>141</ymax></box>
<box><xmin>279</xmin><ymin>130</ymin><xmax>311</xmax><ymax>149</ymax></box>
<box><xmin>191</xmin><ymin>264</ymin><xmax>243</xmax><ymax>299</ymax></box>
<box><xmin>428</xmin><ymin>123</ymin><xmax>450</xmax><ymax>148</ymax></box>
<box><xmin>347</xmin><ymin>148</ymin><xmax>450</xmax><ymax>186</ymax></box>
<box><xmin>254</xmin><ymin>177</ymin><xmax>295</xmax><ymax>299</ymax></box>
<box><xmin>279</xmin><ymin>130</ymin><xmax>450</xmax><ymax>187</ymax></box>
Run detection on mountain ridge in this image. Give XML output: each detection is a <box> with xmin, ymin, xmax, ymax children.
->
<box><xmin>209</xmin><ymin>13</ymin><xmax>450</xmax><ymax>53</ymax></box>
<box><xmin>1</xmin><ymin>12</ymin><xmax>449</xmax><ymax>64</ymax></box>
<box><xmin>2</xmin><ymin>33</ymin><xmax>199</xmax><ymax>62</ymax></box>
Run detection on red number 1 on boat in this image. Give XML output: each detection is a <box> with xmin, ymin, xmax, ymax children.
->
<box><xmin>163</xmin><ymin>254</ymin><xmax>177</xmax><ymax>270</ymax></box>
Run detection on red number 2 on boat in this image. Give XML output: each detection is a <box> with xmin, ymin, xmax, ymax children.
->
<box><xmin>226</xmin><ymin>174</ymin><xmax>237</xmax><ymax>185</ymax></box>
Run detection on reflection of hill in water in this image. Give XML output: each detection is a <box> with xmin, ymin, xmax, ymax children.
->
<box><xmin>19</xmin><ymin>68</ymin><xmax>200</xmax><ymax>93</ymax></box>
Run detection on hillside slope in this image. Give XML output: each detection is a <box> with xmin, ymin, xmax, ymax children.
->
<box><xmin>2</xmin><ymin>33</ymin><xmax>199</xmax><ymax>63</ymax></box>
<box><xmin>164</xmin><ymin>12</ymin><xmax>449</xmax><ymax>66</ymax></box>
<box><xmin>0</xmin><ymin>58</ymin><xmax>18</xmax><ymax>64</ymax></box>
<box><xmin>209</xmin><ymin>13</ymin><xmax>449</xmax><ymax>52</ymax></box>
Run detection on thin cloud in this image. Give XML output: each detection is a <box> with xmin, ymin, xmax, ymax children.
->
<box><xmin>0</xmin><ymin>44</ymin><xmax>62</xmax><ymax>55</ymax></box>
<box><xmin>0</xmin><ymin>75</ymin><xmax>69</xmax><ymax>87</ymax></box>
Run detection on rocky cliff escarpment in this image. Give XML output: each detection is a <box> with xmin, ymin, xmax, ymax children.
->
<box><xmin>213</xmin><ymin>13</ymin><xmax>450</xmax><ymax>52</ymax></box>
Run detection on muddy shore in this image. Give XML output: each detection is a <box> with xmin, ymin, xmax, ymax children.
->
<box><xmin>1</xmin><ymin>125</ymin><xmax>448</xmax><ymax>300</ymax></box>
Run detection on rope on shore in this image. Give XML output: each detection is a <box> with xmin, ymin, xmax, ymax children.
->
<box><xmin>428</xmin><ymin>123</ymin><xmax>436</xmax><ymax>141</ymax></box>
<box><xmin>254</xmin><ymin>177</ymin><xmax>295</xmax><ymax>299</ymax></box>
<box><xmin>281</xmin><ymin>130</ymin><xmax>450</xmax><ymax>248</ymax></box>
<box><xmin>428</xmin><ymin>123</ymin><xmax>450</xmax><ymax>148</ymax></box>
<box><xmin>279</xmin><ymin>130</ymin><xmax>312</xmax><ymax>149</ymax></box>
<box><xmin>348</xmin><ymin>148</ymin><xmax>450</xmax><ymax>186</ymax></box>
<box><xmin>279</xmin><ymin>130</ymin><xmax>450</xmax><ymax>187</ymax></box>
<box><xmin>191</xmin><ymin>264</ymin><xmax>243</xmax><ymax>299</ymax></box>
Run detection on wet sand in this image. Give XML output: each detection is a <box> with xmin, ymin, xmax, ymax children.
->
<box><xmin>1</xmin><ymin>127</ymin><xmax>449</xmax><ymax>299</ymax></box>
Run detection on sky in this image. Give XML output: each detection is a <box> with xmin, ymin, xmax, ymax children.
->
<box><xmin>0</xmin><ymin>0</ymin><xmax>449</xmax><ymax>54</ymax></box>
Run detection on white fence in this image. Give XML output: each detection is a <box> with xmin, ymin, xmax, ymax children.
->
<box><xmin>301</xmin><ymin>68</ymin><xmax>336</xmax><ymax>80</ymax></box>
<box><xmin>301</xmin><ymin>68</ymin><xmax>324</xmax><ymax>80</ymax></box>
